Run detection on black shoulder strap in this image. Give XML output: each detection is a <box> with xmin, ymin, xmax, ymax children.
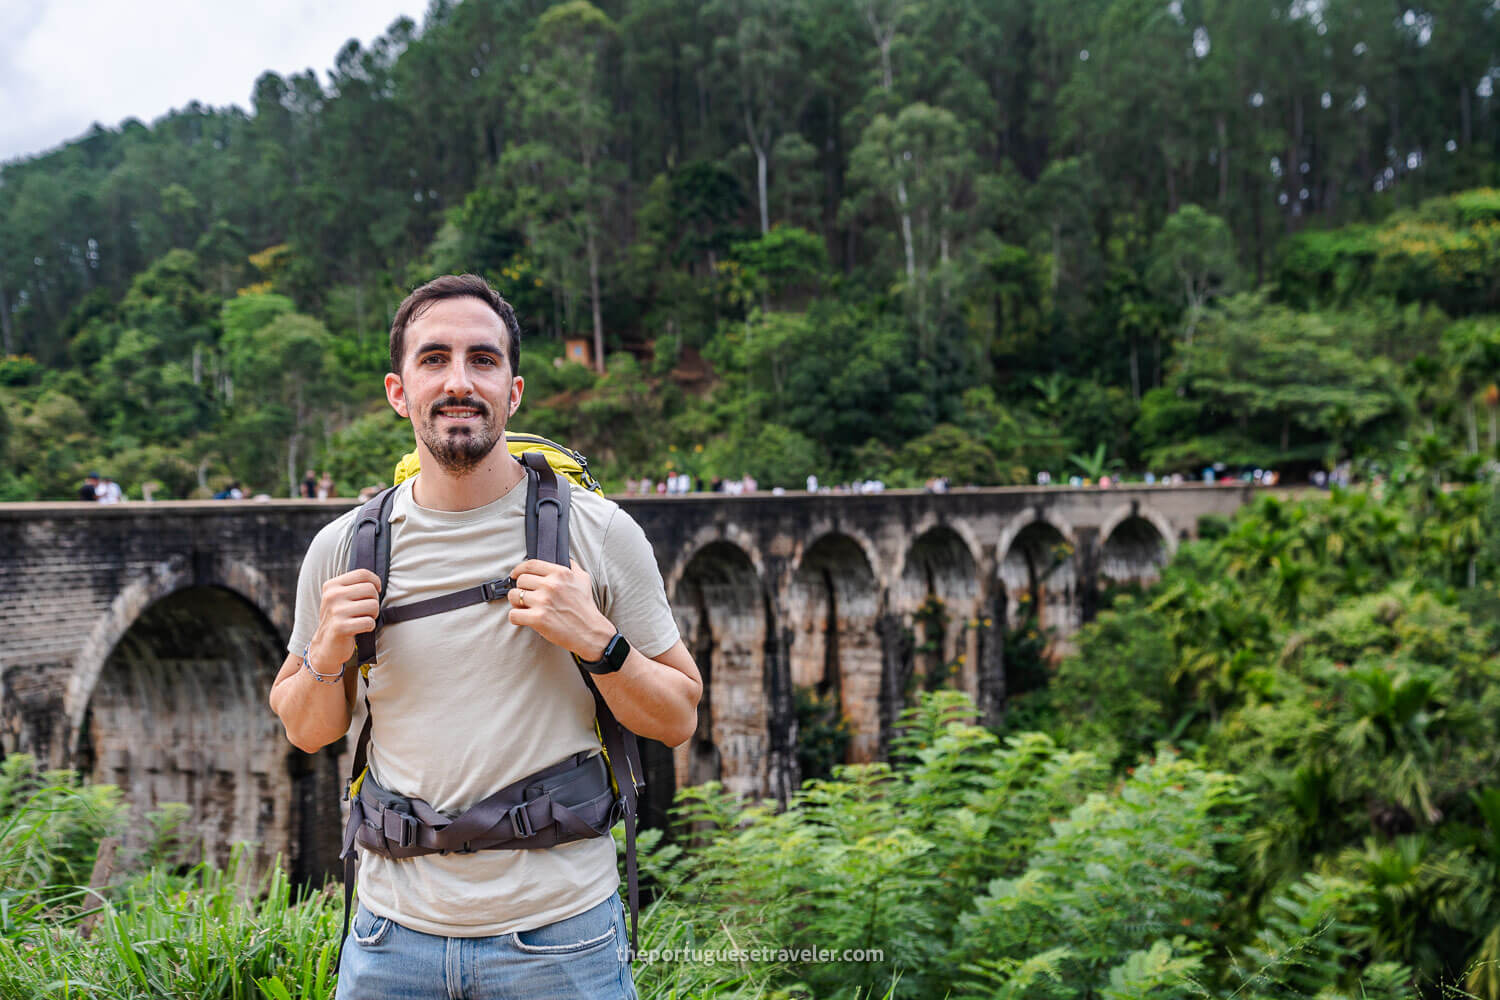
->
<box><xmin>521</xmin><ymin>451</ymin><xmax>570</xmax><ymax>564</ymax></box>
<box><xmin>520</xmin><ymin>450</ymin><xmax>642</xmax><ymax>958</ymax></box>
<box><xmin>348</xmin><ymin>486</ymin><xmax>398</xmax><ymax>668</ymax></box>
<box><xmin>336</xmin><ymin>485</ymin><xmax>396</xmax><ymax>974</ymax></box>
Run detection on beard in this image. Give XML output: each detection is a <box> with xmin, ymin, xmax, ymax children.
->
<box><xmin>416</xmin><ymin>395</ymin><xmax>504</xmax><ymax>474</ymax></box>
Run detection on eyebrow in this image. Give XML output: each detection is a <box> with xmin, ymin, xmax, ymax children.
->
<box><xmin>413</xmin><ymin>341</ymin><xmax>505</xmax><ymax>358</ymax></box>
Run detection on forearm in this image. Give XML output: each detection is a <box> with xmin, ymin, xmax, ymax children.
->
<box><xmin>589</xmin><ymin>643</ymin><xmax>701</xmax><ymax>748</ymax></box>
<box><xmin>269</xmin><ymin>647</ymin><xmax>355</xmax><ymax>753</ymax></box>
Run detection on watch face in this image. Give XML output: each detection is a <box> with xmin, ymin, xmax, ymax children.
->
<box><xmin>604</xmin><ymin>633</ymin><xmax>630</xmax><ymax>671</ymax></box>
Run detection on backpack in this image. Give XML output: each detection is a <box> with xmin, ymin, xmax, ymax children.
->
<box><xmin>391</xmin><ymin>432</ymin><xmax>603</xmax><ymax>494</ymax></box>
<box><xmin>335</xmin><ymin>434</ymin><xmax>641</xmax><ymax>971</ymax></box>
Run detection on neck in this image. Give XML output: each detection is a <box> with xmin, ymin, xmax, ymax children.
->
<box><xmin>410</xmin><ymin>446</ymin><xmax>526</xmax><ymax>511</ymax></box>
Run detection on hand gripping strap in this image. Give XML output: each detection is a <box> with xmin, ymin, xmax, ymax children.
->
<box><xmin>348</xmin><ymin>486</ymin><xmax>398</xmax><ymax>667</ymax></box>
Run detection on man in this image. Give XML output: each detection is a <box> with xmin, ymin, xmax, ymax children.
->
<box><xmin>301</xmin><ymin>469</ymin><xmax>318</xmax><ymax>499</ymax></box>
<box><xmin>269</xmin><ymin>274</ymin><xmax>700</xmax><ymax>999</ymax></box>
<box><xmin>78</xmin><ymin>473</ymin><xmax>101</xmax><ymax>502</ymax></box>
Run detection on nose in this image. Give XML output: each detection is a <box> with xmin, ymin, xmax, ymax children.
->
<box><xmin>441</xmin><ymin>357</ymin><xmax>475</xmax><ymax>398</ymax></box>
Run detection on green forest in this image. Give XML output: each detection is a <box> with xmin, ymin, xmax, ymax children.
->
<box><xmin>6</xmin><ymin>0</ymin><xmax>1500</xmax><ymax>497</ymax></box>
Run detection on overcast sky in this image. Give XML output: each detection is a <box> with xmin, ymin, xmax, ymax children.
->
<box><xmin>2</xmin><ymin>0</ymin><xmax>426</xmax><ymax>164</ymax></box>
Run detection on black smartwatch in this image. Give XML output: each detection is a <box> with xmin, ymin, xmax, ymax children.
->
<box><xmin>575</xmin><ymin>632</ymin><xmax>630</xmax><ymax>674</ymax></box>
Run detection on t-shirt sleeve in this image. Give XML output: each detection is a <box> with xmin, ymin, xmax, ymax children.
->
<box><xmin>597</xmin><ymin>506</ymin><xmax>681</xmax><ymax>660</ymax></box>
<box><xmin>287</xmin><ymin>512</ymin><xmax>357</xmax><ymax>655</ymax></box>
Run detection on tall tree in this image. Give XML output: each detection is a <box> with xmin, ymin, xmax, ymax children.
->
<box><xmin>845</xmin><ymin>103</ymin><xmax>983</xmax><ymax>353</ymax></box>
<box><xmin>708</xmin><ymin>0</ymin><xmax>804</xmax><ymax>235</ymax></box>
<box><xmin>1148</xmin><ymin>204</ymin><xmax>1237</xmax><ymax>345</ymax></box>
<box><xmin>501</xmin><ymin>1</ymin><xmax>620</xmax><ymax>370</ymax></box>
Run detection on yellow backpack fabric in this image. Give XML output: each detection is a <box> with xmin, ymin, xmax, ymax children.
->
<box><xmin>393</xmin><ymin>432</ymin><xmax>603</xmax><ymax>495</ymax></box>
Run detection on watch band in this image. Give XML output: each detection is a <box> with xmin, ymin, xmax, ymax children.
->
<box><xmin>575</xmin><ymin>632</ymin><xmax>630</xmax><ymax>674</ymax></box>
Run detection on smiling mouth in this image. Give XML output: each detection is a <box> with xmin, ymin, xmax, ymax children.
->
<box><xmin>437</xmin><ymin>406</ymin><xmax>484</xmax><ymax>419</ymax></box>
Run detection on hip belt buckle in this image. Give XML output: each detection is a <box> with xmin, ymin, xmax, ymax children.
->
<box><xmin>382</xmin><ymin>808</ymin><xmax>417</xmax><ymax>849</ymax></box>
<box><xmin>508</xmin><ymin>801</ymin><xmax>536</xmax><ymax>840</ymax></box>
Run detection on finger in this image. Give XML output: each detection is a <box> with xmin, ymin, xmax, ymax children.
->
<box><xmin>508</xmin><ymin>607</ymin><xmax>540</xmax><ymax>628</ymax></box>
<box><xmin>507</xmin><ymin>587</ymin><xmax>525</xmax><ymax>608</ymax></box>
<box><xmin>338</xmin><ymin>582</ymin><xmax>381</xmax><ymax>602</ymax></box>
<box><xmin>509</xmin><ymin>559</ymin><xmax>560</xmax><ymax>580</ymax></box>
<box><xmin>344</xmin><ymin>598</ymin><xmax>381</xmax><ymax>619</ymax></box>
<box><xmin>513</xmin><ymin>571</ymin><xmax>550</xmax><ymax>592</ymax></box>
<box><xmin>328</xmin><ymin>578</ymin><xmax>381</xmax><ymax>602</ymax></box>
<box><xmin>350</xmin><ymin>616</ymin><xmax>378</xmax><ymax>634</ymax></box>
<box><xmin>336</xmin><ymin>569</ymin><xmax>382</xmax><ymax>589</ymax></box>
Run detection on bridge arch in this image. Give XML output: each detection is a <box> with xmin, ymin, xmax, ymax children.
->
<box><xmin>1099</xmin><ymin>501</ymin><xmax>1177</xmax><ymax>586</ymax></box>
<box><xmin>66</xmin><ymin>553</ymin><xmax>285</xmax><ymax>739</ymax></box>
<box><xmin>662</xmin><ymin>524</ymin><xmax>767</xmax><ymax>603</ymax></box>
<box><xmin>670</xmin><ymin>540</ymin><xmax>773</xmax><ymax>800</ymax></box>
<box><xmin>996</xmin><ymin>509</ymin><xmax>1081</xmax><ymax>643</ymax></box>
<box><xmin>65</xmin><ymin>555</ymin><xmax>337</xmax><ymax>884</ymax></box>
<box><xmin>896</xmin><ymin>524</ymin><xmax>981</xmax><ymax>698</ymax></box>
<box><xmin>786</xmin><ymin>532</ymin><xmax>882</xmax><ymax>765</ymax></box>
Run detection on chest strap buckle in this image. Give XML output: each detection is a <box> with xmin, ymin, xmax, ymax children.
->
<box><xmin>480</xmin><ymin>578</ymin><xmax>514</xmax><ymax>602</ymax></box>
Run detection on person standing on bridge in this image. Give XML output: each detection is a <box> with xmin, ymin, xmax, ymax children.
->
<box><xmin>269</xmin><ymin>273</ymin><xmax>700</xmax><ymax>1000</ymax></box>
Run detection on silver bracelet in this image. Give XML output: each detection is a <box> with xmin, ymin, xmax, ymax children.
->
<box><xmin>302</xmin><ymin>641</ymin><xmax>346</xmax><ymax>684</ymax></box>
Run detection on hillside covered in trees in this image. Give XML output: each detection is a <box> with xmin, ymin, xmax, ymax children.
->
<box><xmin>4</xmin><ymin>0</ymin><xmax>1500</xmax><ymax>498</ymax></box>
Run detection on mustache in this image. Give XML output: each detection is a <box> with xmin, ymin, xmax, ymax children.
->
<box><xmin>430</xmin><ymin>396</ymin><xmax>490</xmax><ymax>418</ymax></box>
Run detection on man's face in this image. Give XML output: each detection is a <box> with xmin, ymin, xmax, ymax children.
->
<box><xmin>383</xmin><ymin>297</ymin><xmax>523</xmax><ymax>475</ymax></box>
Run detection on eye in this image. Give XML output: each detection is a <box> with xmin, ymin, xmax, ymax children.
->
<box><xmin>421</xmin><ymin>354</ymin><xmax>444</xmax><ymax>365</ymax></box>
<box><xmin>474</xmin><ymin>355</ymin><xmax>498</xmax><ymax>367</ymax></box>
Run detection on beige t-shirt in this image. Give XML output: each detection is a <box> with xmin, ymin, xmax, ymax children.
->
<box><xmin>289</xmin><ymin>473</ymin><xmax>680</xmax><ymax>937</ymax></box>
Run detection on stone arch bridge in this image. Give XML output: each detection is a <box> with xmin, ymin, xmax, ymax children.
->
<box><xmin>0</xmin><ymin>484</ymin><xmax>1250</xmax><ymax>883</ymax></box>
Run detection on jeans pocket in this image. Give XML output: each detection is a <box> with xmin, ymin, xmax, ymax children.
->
<box><xmin>351</xmin><ymin>905</ymin><xmax>394</xmax><ymax>947</ymax></box>
<box><xmin>512</xmin><ymin>897</ymin><xmax>618</xmax><ymax>956</ymax></box>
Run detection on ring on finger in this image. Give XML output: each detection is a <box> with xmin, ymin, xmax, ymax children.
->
<box><xmin>516</xmin><ymin>589</ymin><xmax>527</xmax><ymax>608</ymax></box>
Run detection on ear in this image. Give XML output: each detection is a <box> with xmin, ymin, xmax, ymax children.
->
<box><xmin>385</xmin><ymin>372</ymin><xmax>409</xmax><ymax>418</ymax></box>
<box><xmin>508</xmin><ymin>374</ymin><xmax>525</xmax><ymax>417</ymax></box>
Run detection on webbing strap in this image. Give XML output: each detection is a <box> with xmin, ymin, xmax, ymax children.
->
<box><xmin>380</xmin><ymin>578</ymin><xmax>513</xmax><ymax>624</ymax></box>
<box><xmin>585</xmin><ymin>674</ymin><xmax>643</xmax><ymax>956</ymax></box>
<box><xmin>338</xmin><ymin>697</ymin><xmax>373</xmax><ymax>971</ymax></box>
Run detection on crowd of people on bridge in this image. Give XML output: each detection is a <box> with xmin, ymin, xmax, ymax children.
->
<box><xmin>76</xmin><ymin>472</ymin><xmax>124</xmax><ymax>503</ymax></box>
<box><xmin>75</xmin><ymin>463</ymin><xmax>1303</xmax><ymax>505</ymax></box>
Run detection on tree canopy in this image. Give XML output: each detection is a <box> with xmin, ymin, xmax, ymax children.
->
<box><xmin>4</xmin><ymin>0</ymin><xmax>1500</xmax><ymax>497</ymax></box>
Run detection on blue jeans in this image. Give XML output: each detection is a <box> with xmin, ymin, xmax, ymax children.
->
<box><xmin>336</xmin><ymin>893</ymin><xmax>638</xmax><ymax>1000</ymax></box>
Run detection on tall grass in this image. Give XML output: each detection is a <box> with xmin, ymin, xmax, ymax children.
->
<box><xmin>0</xmin><ymin>692</ymin><xmax>1428</xmax><ymax>999</ymax></box>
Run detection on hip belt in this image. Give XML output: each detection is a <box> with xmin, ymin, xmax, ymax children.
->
<box><xmin>342</xmin><ymin>750</ymin><xmax>620</xmax><ymax>861</ymax></box>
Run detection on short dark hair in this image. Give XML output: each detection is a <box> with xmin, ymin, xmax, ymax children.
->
<box><xmin>388</xmin><ymin>274</ymin><xmax>521</xmax><ymax>376</ymax></box>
